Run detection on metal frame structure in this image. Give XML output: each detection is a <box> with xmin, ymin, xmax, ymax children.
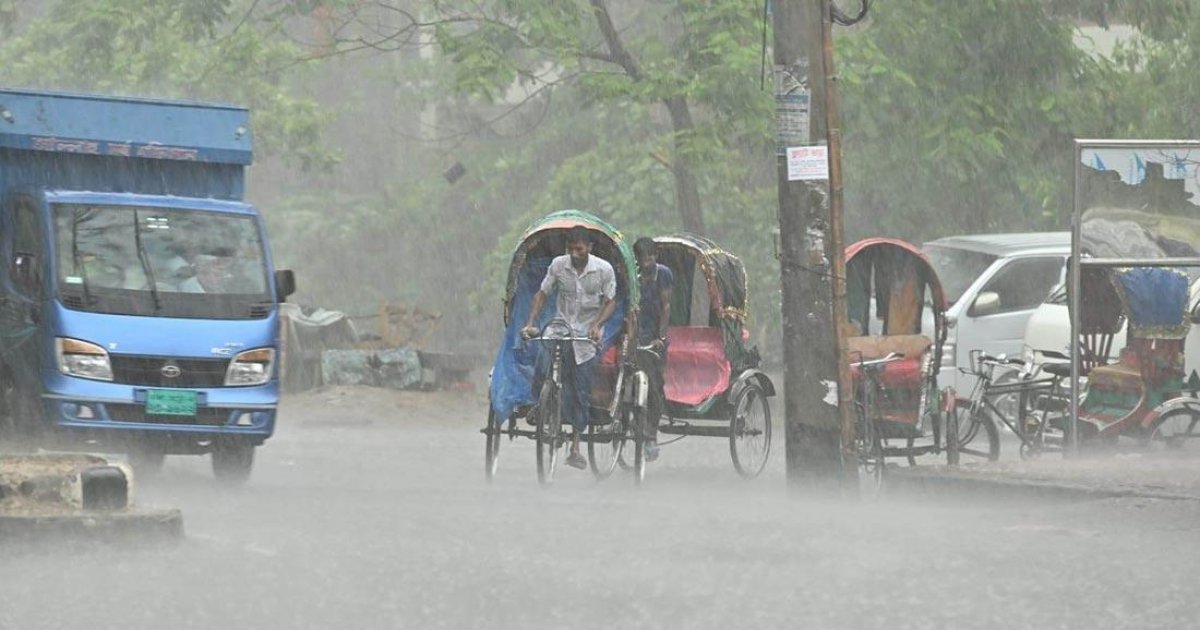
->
<box><xmin>1069</xmin><ymin>139</ymin><xmax>1200</xmax><ymax>454</ymax></box>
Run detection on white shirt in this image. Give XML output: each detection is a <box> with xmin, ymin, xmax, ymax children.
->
<box><xmin>539</xmin><ymin>254</ymin><xmax>617</xmax><ymax>364</ymax></box>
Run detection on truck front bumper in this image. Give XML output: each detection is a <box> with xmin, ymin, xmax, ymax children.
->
<box><xmin>40</xmin><ymin>371</ymin><xmax>277</xmax><ymax>449</ymax></box>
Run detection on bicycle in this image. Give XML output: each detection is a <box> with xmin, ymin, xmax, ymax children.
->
<box><xmin>852</xmin><ymin>352</ymin><xmax>906</xmax><ymax>495</ymax></box>
<box><xmin>955</xmin><ymin>349</ymin><xmax>1063</xmax><ymax>461</ymax></box>
<box><xmin>524</xmin><ymin>320</ymin><xmax>598</xmax><ymax>486</ymax></box>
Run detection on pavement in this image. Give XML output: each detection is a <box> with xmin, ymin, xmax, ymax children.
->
<box><xmin>889</xmin><ymin>454</ymin><xmax>1200</xmax><ymax>502</ymax></box>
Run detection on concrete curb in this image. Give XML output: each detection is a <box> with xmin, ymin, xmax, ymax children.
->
<box><xmin>885</xmin><ymin>467</ymin><xmax>1200</xmax><ymax>503</ymax></box>
<box><xmin>0</xmin><ymin>509</ymin><xmax>184</xmax><ymax>544</ymax></box>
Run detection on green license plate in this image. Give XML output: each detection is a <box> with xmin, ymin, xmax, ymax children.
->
<box><xmin>145</xmin><ymin>390</ymin><xmax>198</xmax><ymax>416</ymax></box>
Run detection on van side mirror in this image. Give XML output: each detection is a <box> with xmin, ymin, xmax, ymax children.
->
<box><xmin>12</xmin><ymin>253</ymin><xmax>39</xmax><ymax>293</ymax></box>
<box><xmin>274</xmin><ymin>269</ymin><xmax>296</xmax><ymax>302</ymax></box>
<box><xmin>969</xmin><ymin>291</ymin><xmax>1001</xmax><ymax>317</ymax></box>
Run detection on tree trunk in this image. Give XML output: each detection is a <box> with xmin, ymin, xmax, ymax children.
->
<box><xmin>664</xmin><ymin>96</ymin><xmax>706</xmax><ymax>235</ymax></box>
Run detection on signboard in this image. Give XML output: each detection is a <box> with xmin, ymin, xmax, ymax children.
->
<box><xmin>774</xmin><ymin>64</ymin><xmax>810</xmax><ymax>155</ymax></box>
<box><xmin>786</xmin><ymin>145</ymin><xmax>829</xmax><ymax>181</ymax></box>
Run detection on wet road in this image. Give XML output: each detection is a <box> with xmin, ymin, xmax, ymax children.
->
<box><xmin>2</xmin><ymin>390</ymin><xmax>1198</xmax><ymax>630</ymax></box>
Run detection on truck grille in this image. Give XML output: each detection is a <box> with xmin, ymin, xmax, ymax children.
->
<box><xmin>105</xmin><ymin>404</ymin><xmax>231</xmax><ymax>426</ymax></box>
<box><xmin>110</xmin><ymin>355</ymin><xmax>229</xmax><ymax>388</ymax></box>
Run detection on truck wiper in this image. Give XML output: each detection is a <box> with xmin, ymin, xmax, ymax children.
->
<box><xmin>71</xmin><ymin>210</ymin><xmax>93</xmax><ymax>307</ymax></box>
<box><xmin>132</xmin><ymin>209</ymin><xmax>161</xmax><ymax>312</ymax></box>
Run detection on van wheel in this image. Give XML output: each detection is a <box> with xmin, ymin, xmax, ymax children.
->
<box><xmin>212</xmin><ymin>440</ymin><xmax>255</xmax><ymax>484</ymax></box>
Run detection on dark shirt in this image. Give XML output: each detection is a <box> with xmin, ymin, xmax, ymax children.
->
<box><xmin>638</xmin><ymin>263</ymin><xmax>674</xmax><ymax>344</ymax></box>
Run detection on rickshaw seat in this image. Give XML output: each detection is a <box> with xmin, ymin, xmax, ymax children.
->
<box><xmin>664</xmin><ymin>326</ymin><xmax>732</xmax><ymax>407</ymax></box>
<box><xmin>846</xmin><ymin>334</ymin><xmax>932</xmax><ymax>391</ymax></box>
<box><xmin>1088</xmin><ymin>350</ymin><xmax>1145</xmax><ymax>396</ymax></box>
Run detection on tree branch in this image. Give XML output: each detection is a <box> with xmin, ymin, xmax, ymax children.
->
<box><xmin>588</xmin><ymin>0</ymin><xmax>643</xmax><ymax>81</ymax></box>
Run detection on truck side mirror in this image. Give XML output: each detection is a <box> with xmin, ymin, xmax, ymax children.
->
<box><xmin>274</xmin><ymin>269</ymin><xmax>296</xmax><ymax>302</ymax></box>
<box><xmin>969</xmin><ymin>291</ymin><xmax>1001</xmax><ymax>317</ymax></box>
<box><xmin>12</xmin><ymin>253</ymin><xmax>39</xmax><ymax>293</ymax></box>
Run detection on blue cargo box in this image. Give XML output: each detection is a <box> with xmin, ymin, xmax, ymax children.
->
<box><xmin>0</xmin><ymin>88</ymin><xmax>252</xmax><ymax>165</ymax></box>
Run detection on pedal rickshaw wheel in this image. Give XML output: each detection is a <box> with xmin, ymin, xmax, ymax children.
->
<box><xmin>587</xmin><ymin>412</ymin><xmax>624</xmax><ymax>480</ymax></box>
<box><xmin>535</xmin><ymin>382</ymin><xmax>561</xmax><ymax>486</ymax></box>
<box><xmin>1147</xmin><ymin>409</ymin><xmax>1200</xmax><ymax>454</ymax></box>
<box><xmin>484</xmin><ymin>406</ymin><xmax>501</xmax><ymax>482</ymax></box>
<box><xmin>729</xmin><ymin>380</ymin><xmax>772</xmax><ymax>479</ymax></box>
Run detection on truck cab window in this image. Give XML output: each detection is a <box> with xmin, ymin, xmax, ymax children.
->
<box><xmin>11</xmin><ymin>198</ymin><xmax>44</xmax><ymax>293</ymax></box>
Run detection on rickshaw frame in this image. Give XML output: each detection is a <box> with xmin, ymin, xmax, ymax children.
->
<box><xmin>484</xmin><ymin>210</ymin><xmax>645</xmax><ymax>485</ymax></box>
<box><xmin>1070</xmin><ymin>139</ymin><xmax>1200</xmax><ymax>454</ymax></box>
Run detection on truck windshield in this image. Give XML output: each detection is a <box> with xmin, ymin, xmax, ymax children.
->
<box><xmin>922</xmin><ymin>244</ymin><xmax>997</xmax><ymax>308</ymax></box>
<box><xmin>53</xmin><ymin>204</ymin><xmax>272</xmax><ymax>319</ymax></box>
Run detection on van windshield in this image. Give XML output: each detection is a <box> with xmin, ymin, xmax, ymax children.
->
<box><xmin>53</xmin><ymin>204</ymin><xmax>271</xmax><ymax>319</ymax></box>
<box><xmin>922</xmin><ymin>244</ymin><xmax>997</xmax><ymax>307</ymax></box>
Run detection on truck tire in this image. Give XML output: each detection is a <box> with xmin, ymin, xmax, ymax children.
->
<box><xmin>212</xmin><ymin>440</ymin><xmax>255</xmax><ymax>484</ymax></box>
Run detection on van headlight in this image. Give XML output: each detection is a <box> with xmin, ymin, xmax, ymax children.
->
<box><xmin>56</xmin><ymin>338</ymin><xmax>113</xmax><ymax>381</ymax></box>
<box><xmin>225</xmin><ymin>348</ymin><xmax>275</xmax><ymax>386</ymax></box>
<box><xmin>940</xmin><ymin>341</ymin><xmax>956</xmax><ymax>368</ymax></box>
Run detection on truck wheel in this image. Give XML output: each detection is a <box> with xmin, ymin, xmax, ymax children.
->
<box><xmin>129</xmin><ymin>447</ymin><xmax>167</xmax><ymax>476</ymax></box>
<box><xmin>212</xmin><ymin>440</ymin><xmax>255</xmax><ymax>484</ymax></box>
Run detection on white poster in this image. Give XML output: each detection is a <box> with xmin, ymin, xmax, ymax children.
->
<box><xmin>786</xmin><ymin>145</ymin><xmax>829</xmax><ymax>181</ymax></box>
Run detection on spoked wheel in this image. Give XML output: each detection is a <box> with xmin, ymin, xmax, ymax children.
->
<box><xmin>588</xmin><ymin>415</ymin><xmax>624</xmax><ymax>480</ymax></box>
<box><xmin>1148</xmin><ymin>409</ymin><xmax>1200</xmax><ymax>455</ymax></box>
<box><xmin>952</xmin><ymin>397</ymin><xmax>1000</xmax><ymax>462</ymax></box>
<box><xmin>627</xmin><ymin>405</ymin><xmax>646</xmax><ymax>485</ymax></box>
<box><xmin>484</xmin><ymin>407</ymin><xmax>502</xmax><ymax>482</ymax></box>
<box><xmin>535</xmin><ymin>381</ymin><xmax>561</xmax><ymax>486</ymax></box>
<box><xmin>856</xmin><ymin>413</ymin><xmax>885</xmax><ymax>498</ymax></box>
<box><xmin>730</xmin><ymin>381</ymin><xmax>772</xmax><ymax>478</ymax></box>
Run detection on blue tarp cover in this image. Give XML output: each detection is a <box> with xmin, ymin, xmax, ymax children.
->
<box><xmin>489</xmin><ymin>257</ymin><xmax>625</xmax><ymax>420</ymax></box>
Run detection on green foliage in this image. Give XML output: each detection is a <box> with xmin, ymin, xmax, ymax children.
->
<box><xmin>837</xmin><ymin>0</ymin><xmax>1094</xmax><ymax>240</ymax></box>
<box><xmin>0</xmin><ymin>0</ymin><xmax>333</xmax><ymax>169</ymax></box>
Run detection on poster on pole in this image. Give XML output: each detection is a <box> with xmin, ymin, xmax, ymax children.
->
<box><xmin>786</xmin><ymin>145</ymin><xmax>829</xmax><ymax>181</ymax></box>
<box><xmin>774</xmin><ymin>64</ymin><xmax>809</xmax><ymax>155</ymax></box>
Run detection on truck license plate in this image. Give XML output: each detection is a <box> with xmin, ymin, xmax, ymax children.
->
<box><xmin>145</xmin><ymin>390</ymin><xmax>198</xmax><ymax>416</ymax></box>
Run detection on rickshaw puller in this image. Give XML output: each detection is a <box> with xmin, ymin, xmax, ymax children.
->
<box><xmin>634</xmin><ymin>237</ymin><xmax>674</xmax><ymax>462</ymax></box>
<box><xmin>522</xmin><ymin>227</ymin><xmax>617</xmax><ymax>470</ymax></box>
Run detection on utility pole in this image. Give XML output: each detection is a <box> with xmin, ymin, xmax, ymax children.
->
<box><xmin>774</xmin><ymin>0</ymin><xmax>855</xmax><ymax>491</ymax></box>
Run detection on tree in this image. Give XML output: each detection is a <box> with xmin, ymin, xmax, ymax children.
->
<box><xmin>0</xmin><ymin>0</ymin><xmax>333</xmax><ymax>168</ymax></box>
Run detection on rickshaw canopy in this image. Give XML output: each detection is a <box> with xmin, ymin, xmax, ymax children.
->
<box><xmin>844</xmin><ymin>238</ymin><xmax>947</xmax><ymax>337</ymax></box>
<box><xmin>491</xmin><ymin>210</ymin><xmax>637</xmax><ymax>419</ymax></box>
<box><xmin>653</xmin><ymin>233</ymin><xmax>759</xmax><ymax>373</ymax></box>
<box><xmin>1111</xmin><ymin>267</ymin><xmax>1191</xmax><ymax>340</ymax></box>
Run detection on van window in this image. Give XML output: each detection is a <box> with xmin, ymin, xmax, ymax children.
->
<box><xmin>977</xmin><ymin>256</ymin><xmax>1064</xmax><ymax>315</ymax></box>
<box><xmin>923</xmin><ymin>245</ymin><xmax>996</xmax><ymax>307</ymax></box>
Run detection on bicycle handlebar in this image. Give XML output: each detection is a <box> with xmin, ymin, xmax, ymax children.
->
<box><xmin>854</xmin><ymin>352</ymin><xmax>905</xmax><ymax>368</ymax></box>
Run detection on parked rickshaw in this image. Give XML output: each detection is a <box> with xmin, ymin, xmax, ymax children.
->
<box><xmin>842</xmin><ymin>239</ymin><xmax>996</xmax><ymax>488</ymax></box>
<box><xmin>643</xmin><ymin>234</ymin><xmax>775</xmax><ymax>479</ymax></box>
<box><xmin>1061</xmin><ymin>265</ymin><xmax>1200</xmax><ymax>449</ymax></box>
<box><xmin>484</xmin><ymin>210</ymin><xmax>643</xmax><ymax>485</ymax></box>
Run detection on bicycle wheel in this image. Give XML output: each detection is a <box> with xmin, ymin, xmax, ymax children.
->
<box><xmin>856</xmin><ymin>409</ymin><xmax>885</xmax><ymax>497</ymax></box>
<box><xmin>588</xmin><ymin>413</ymin><xmax>624</xmax><ymax>480</ymax></box>
<box><xmin>730</xmin><ymin>381</ymin><xmax>772</xmax><ymax>479</ymax></box>
<box><xmin>630</xmin><ymin>405</ymin><xmax>647</xmax><ymax>485</ymax></box>
<box><xmin>1148</xmin><ymin>409</ymin><xmax>1200</xmax><ymax>454</ymax></box>
<box><xmin>535</xmin><ymin>381</ymin><xmax>561</xmax><ymax>486</ymax></box>
<box><xmin>484</xmin><ymin>406</ymin><xmax>501</xmax><ymax>482</ymax></box>
<box><xmin>952</xmin><ymin>397</ymin><xmax>1001</xmax><ymax>462</ymax></box>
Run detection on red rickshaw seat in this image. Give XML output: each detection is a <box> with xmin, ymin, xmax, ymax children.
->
<box><xmin>664</xmin><ymin>326</ymin><xmax>732</xmax><ymax>407</ymax></box>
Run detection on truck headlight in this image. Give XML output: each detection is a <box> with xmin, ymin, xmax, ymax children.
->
<box><xmin>225</xmin><ymin>348</ymin><xmax>274</xmax><ymax>386</ymax></box>
<box><xmin>56</xmin><ymin>338</ymin><xmax>113</xmax><ymax>381</ymax></box>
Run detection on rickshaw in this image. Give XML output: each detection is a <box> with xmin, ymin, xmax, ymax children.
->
<box><xmin>640</xmin><ymin>234</ymin><xmax>775</xmax><ymax>479</ymax></box>
<box><xmin>484</xmin><ymin>210</ymin><xmax>643</xmax><ymax>485</ymax></box>
<box><xmin>842</xmin><ymin>239</ymin><xmax>996</xmax><ymax>487</ymax></box>
<box><xmin>1060</xmin><ymin>265</ymin><xmax>1200</xmax><ymax>449</ymax></box>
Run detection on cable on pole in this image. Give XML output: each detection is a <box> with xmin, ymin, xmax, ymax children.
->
<box><xmin>831</xmin><ymin>0</ymin><xmax>869</xmax><ymax>26</ymax></box>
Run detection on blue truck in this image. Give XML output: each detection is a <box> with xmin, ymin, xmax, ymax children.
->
<box><xmin>0</xmin><ymin>88</ymin><xmax>294</xmax><ymax>482</ymax></box>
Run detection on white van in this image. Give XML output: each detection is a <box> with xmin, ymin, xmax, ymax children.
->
<box><xmin>921</xmin><ymin>233</ymin><xmax>1070</xmax><ymax>393</ymax></box>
